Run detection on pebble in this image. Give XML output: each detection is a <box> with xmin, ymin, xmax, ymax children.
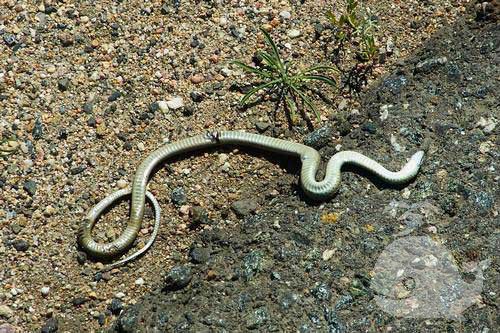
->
<box><xmin>171</xmin><ymin>187</ymin><xmax>187</xmax><ymax>206</ymax></box>
<box><xmin>303</xmin><ymin>126</ymin><xmax>334</xmax><ymax>149</ymax></box>
<box><xmin>41</xmin><ymin>286</ymin><xmax>50</xmax><ymax>296</ymax></box>
<box><xmin>59</xmin><ymin>33</ymin><xmax>74</xmax><ymax>46</ymax></box>
<box><xmin>108</xmin><ymin>91</ymin><xmax>121</xmax><ymax>102</ymax></box>
<box><xmin>189</xmin><ymin>247</ymin><xmax>210</xmax><ymax>264</ymax></box>
<box><xmin>231</xmin><ymin>199</ymin><xmax>259</xmax><ymax>217</ymax></box>
<box><xmin>179</xmin><ymin>205</ymin><xmax>191</xmax><ymax>215</ymax></box>
<box><xmin>40</xmin><ymin>318</ymin><xmax>58</xmax><ymax>333</ymax></box>
<box><xmin>137</xmin><ymin>142</ymin><xmax>145</xmax><ymax>151</ymax></box>
<box><xmin>190</xmin><ymin>74</ymin><xmax>204</xmax><ymax>84</ymax></box>
<box><xmin>115</xmin><ymin>292</ymin><xmax>126</xmax><ymax>299</ymax></box>
<box><xmin>279</xmin><ymin>11</ymin><xmax>291</xmax><ymax>20</ymax></box>
<box><xmin>0</xmin><ymin>305</ymin><xmax>13</xmax><ymax>319</ymax></box>
<box><xmin>158</xmin><ymin>101</ymin><xmax>169</xmax><ymax>113</ymax></box>
<box><xmin>134</xmin><ymin>277</ymin><xmax>144</xmax><ymax>286</ymax></box>
<box><xmin>12</xmin><ymin>239</ymin><xmax>29</xmax><ymax>252</ymax></box>
<box><xmin>108</xmin><ymin>299</ymin><xmax>123</xmax><ymax>315</ymax></box>
<box><xmin>190</xmin><ymin>206</ymin><xmax>209</xmax><ymax>226</ymax></box>
<box><xmin>44</xmin><ymin>205</ymin><xmax>56</xmax><ymax>217</ymax></box>
<box><xmin>117</xmin><ymin>179</ymin><xmax>127</xmax><ymax>189</ymax></box>
<box><xmin>255</xmin><ymin>121</ymin><xmax>270</xmax><ymax>133</ymax></box>
<box><xmin>287</xmin><ymin>29</ymin><xmax>301</xmax><ymax>38</ymax></box>
<box><xmin>166</xmin><ymin>97</ymin><xmax>184</xmax><ymax>110</ymax></box>
<box><xmin>190</xmin><ymin>91</ymin><xmax>204</xmax><ymax>103</ymax></box>
<box><xmin>163</xmin><ymin>266</ymin><xmax>192</xmax><ymax>291</ymax></box>
<box><xmin>57</xmin><ymin>78</ymin><xmax>70</xmax><ymax>91</ymax></box>
<box><xmin>245</xmin><ymin>307</ymin><xmax>269</xmax><ymax>329</ymax></box>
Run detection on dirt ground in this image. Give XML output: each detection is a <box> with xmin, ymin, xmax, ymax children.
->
<box><xmin>0</xmin><ymin>0</ymin><xmax>498</xmax><ymax>332</ymax></box>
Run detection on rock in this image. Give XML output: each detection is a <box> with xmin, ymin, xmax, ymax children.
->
<box><xmin>0</xmin><ymin>323</ymin><xmax>19</xmax><ymax>333</ymax></box>
<box><xmin>476</xmin><ymin>117</ymin><xmax>496</xmax><ymax>134</ymax></box>
<box><xmin>231</xmin><ymin>199</ymin><xmax>259</xmax><ymax>217</ymax></box>
<box><xmin>3</xmin><ymin>33</ymin><xmax>17</xmax><ymax>47</ymax></box>
<box><xmin>108</xmin><ymin>91</ymin><xmax>121</xmax><ymax>102</ymax></box>
<box><xmin>87</xmin><ymin>117</ymin><xmax>96</xmax><ymax>127</ymax></box>
<box><xmin>170</xmin><ymin>187</ymin><xmax>186</xmax><ymax>206</ymax></box>
<box><xmin>245</xmin><ymin>307</ymin><xmax>269</xmax><ymax>329</ymax></box>
<box><xmin>137</xmin><ymin>142</ymin><xmax>145</xmax><ymax>152</ymax></box>
<box><xmin>41</xmin><ymin>286</ymin><xmax>50</xmax><ymax>296</ymax></box>
<box><xmin>117</xmin><ymin>179</ymin><xmax>127</xmax><ymax>189</ymax></box>
<box><xmin>382</xmin><ymin>75</ymin><xmax>407</xmax><ymax>95</ymax></box>
<box><xmin>76</xmin><ymin>251</ymin><xmax>87</xmax><ymax>265</ymax></box>
<box><xmin>471</xmin><ymin>191</ymin><xmax>494</xmax><ymax>215</ymax></box>
<box><xmin>166</xmin><ymin>97</ymin><xmax>184</xmax><ymax>110</ymax></box>
<box><xmin>303</xmin><ymin>126</ymin><xmax>334</xmax><ymax>149</ymax></box>
<box><xmin>240</xmin><ymin>251</ymin><xmax>264</xmax><ymax>281</ymax></box>
<box><xmin>40</xmin><ymin>318</ymin><xmax>58</xmax><ymax>333</ymax></box>
<box><xmin>414</xmin><ymin>56</ymin><xmax>448</xmax><ymax>74</ymax></box>
<box><xmin>109</xmin><ymin>298</ymin><xmax>123</xmax><ymax>315</ymax></box>
<box><xmin>255</xmin><ymin>121</ymin><xmax>270</xmax><ymax>133</ymax></box>
<box><xmin>287</xmin><ymin>29</ymin><xmax>301</xmax><ymax>38</ymax></box>
<box><xmin>189</xmin><ymin>91</ymin><xmax>204</xmax><ymax>103</ymax></box>
<box><xmin>190</xmin><ymin>74</ymin><xmax>204</xmax><ymax>84</ymax></box>
<box><xmin>57</xmin><ymin>78</ymin><xmax>70</xmax><ymax>91</ymax></box>
<box><xmin>279</xmin><ymin>10</ymin><xmax>291</xmax><ymax>20</ymax></box>
<box><xmin>12</xmin><ymin>239</ymin><xmax>29</xmax><ymax>252</ymax></box>
<box><xmin>163</xmin><ymin>266</ymin><xmax>192</xmax><ymax>291</ymax></box>
<box><xmin>361</xmin><ymin>122</ymin><xmax>377</xmax><ymax>134</ymax></box>
<box><xmin>59</xmin><ymin>33</ymin><xmax>74</xmax><ymax>46</ymax></box>
<box><xmin>71</xmin><ymin>297</ymin><xmax>88</xmax><ymax>307</ymax></box>
<box><xmin>33</xmin><ymin>117</ymin><xmax>43</xmax><ymax>140</ymax></box>
<box><xmin>190</xmin><ymin>206</ymin><xmax>209</xmax><ymax>226</ymax></box>
<box><xmin>23</xmin><ymin>180</ymin><xmax>37</xmax><ymax>196</ymax></box>
<box><xmin>70</xmin><ymin>166</ymin><xmax>86</xmax><ymax>175</ymax></box>
<box><xmin>157</xmin><ymin>101</ymin><xmax>169</xmax><ymax>112</ymax></box>
<box><xmin>0</xmin><ymin>305</ymin><xmax>13</xmax><ymax>319</ymax></box>
<box><xmin>189</xmin><ymin>247</ymin><xmax>210</xmax><ymax>264</ymax></box>
<box><xmin>135</xmin><ymin>277</ymin><xmax>144</xmax><ymax>286</ymax></box>
<box><xmin>311</xmin><ymin>282</ymin><xmax>332</xmax><ymax>301</ymax></box>
<box><xmin>83</xmin><ymin>102</ymin><xmax>93</xmax><ymax>113</ymax></box>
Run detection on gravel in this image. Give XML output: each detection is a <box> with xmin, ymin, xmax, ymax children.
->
<box><xmin>0</xmin><ymin>1</ymin><xmax>495</xmax><ymax>332</ymax></box>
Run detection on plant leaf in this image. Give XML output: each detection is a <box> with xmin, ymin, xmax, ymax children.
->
<box><xmin>298</xmin><ymin>74</ymin><xmax>338</xmax><ymax>87</ymax></box>
<box><xmin>260</xmin><ymin>28</ymin><xmax>284</xmax><ymax>72</ymax></box>
<box><xmin>240</xmin><ymin>79</ymin><xmax>282</xmax><ymax>105</ymax></box>
<box><xmin>231</xmin><ymin>60</ymin><xmax>274</xmax><ymax>78</ymax></box>
<box><xmin>290</xmin><ymin>85</ymin><xmax>321</xmax><ymax>121</ymax></box>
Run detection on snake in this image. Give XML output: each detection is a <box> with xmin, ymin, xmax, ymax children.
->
<box><xmin>78</xmin><ymin>130</ymin><xmax>425</xmax><ymax>269</ymax></box>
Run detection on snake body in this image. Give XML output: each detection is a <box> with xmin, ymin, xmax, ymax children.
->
<box><xmin>78</xmin><ymin>131</ymin><xmax>425</xmax><ymax>267</ymax></box>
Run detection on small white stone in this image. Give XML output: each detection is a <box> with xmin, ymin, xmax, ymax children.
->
<box><xmin>115</xmin><ymin>292</ymin><xmax>126</xmax><ymax>299</ymax></box>
<box><xmin>117</xmin><ymin>179</ymin><xmax>127</xmax><ymax>189</ymax></box>
<box><xmin>322</xmin><ymin>249</ymin><xmax>336</xmax><ymax>261</ymax></box>
<box><xmin>158</xmin><ymin>101</ymin><xmax>169</xmax><ymax>112</ymax></box>
<box><xmin>137</xmin><ymin>142</ymin><xmax>145</xmax><ymax>151</ymax></box>
<box><xmin>46</xmin><ymin>64</ymin><xmax>56</xmax><ymax>73</ymax></box>
<box><xmin>135</xmin><ymin>277</ymin><xmax>144</xmax><ymax>286</ymax></box>
<box><xmin>218</xmin><ymin>153</ymin><xmax>229</xmax><ymax>164</ymax></box>
<box><xmin>279</xmin><ymin>10</ymin><xmax>291</xmax><ymax>20</ymax></box>
<box><xmin>80</xmin><ymin>16</ymin><xmax>89</xmax><ymax>23</ymax></box>
<box><xmin>219</xmin><ymin>17</ymin><xmax>228</xmax><ymax>26</ymax></box>
<box><xmin>221</xmin><ymin>162</ymin><xmax>231</xmax><ymax>172</ymax></box>
<box><xmin>40</xmin><ymin>286</ymin><xmax>50</xmax><ymax>296</ymax></box>
<box><xmin>166</xmin><ymin>97</ymin><xmax>184</xmax><ymax>110</ymax></box>
<box><xmin>287</xmin><ymin>29</ymin><xmax>301</xmax><ymax>38</ymax></box>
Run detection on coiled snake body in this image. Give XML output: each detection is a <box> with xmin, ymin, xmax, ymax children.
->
<box><xmin>78</xmin><ymin>131</ymin><xmax>425</xmax><ymax>269</ymax></box>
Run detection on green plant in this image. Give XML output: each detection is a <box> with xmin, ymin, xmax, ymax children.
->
<box><xmin>326</xmin><ymin>0</ymin><xmax>378</xmax><ymax>62</ymax></box>
<box><xmin>232</xmin><ymin>28</ymin><xmax>338</xmax><ymax>123</ymax></box>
